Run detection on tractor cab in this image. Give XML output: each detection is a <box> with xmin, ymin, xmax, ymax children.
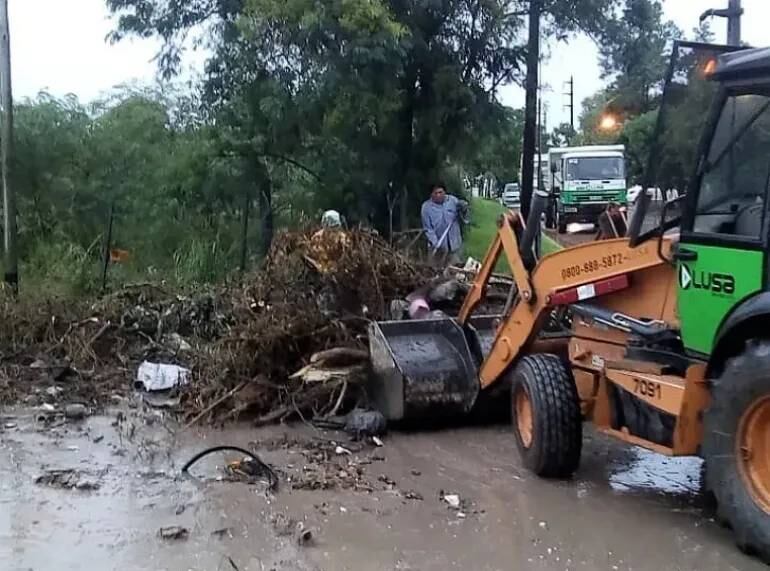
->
<box><xmin>629</xmin><ymin>42</ymin><xmax>770</xmax><ymax>359</ymax></box>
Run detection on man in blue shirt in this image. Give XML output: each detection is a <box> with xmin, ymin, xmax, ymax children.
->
<box><xmin>421</xmin><ymin>184</ymin><xmax>469</xmax><ymax>268</ymax></box>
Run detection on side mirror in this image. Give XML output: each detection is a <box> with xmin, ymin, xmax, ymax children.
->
<box><xmin>550</xmin><ymin>164</ymin><xmax>557</xmax><ymax>174</ymax></box>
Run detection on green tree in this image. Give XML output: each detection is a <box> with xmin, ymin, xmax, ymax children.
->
<box><xmin>461</xmin><ymin>106</ymin><xmax>524</xmax><ymax>187</ymax></box>
<box><xmin>578</xmin><ymin>90</ymin><xmax>620</xmax><ymax>144</ymax></box>
<box><xmin>548</xmin><ymin>122</ymin><xmax>576</xmax><ymax>147</ymax></box>
<box><xmin>13</xmin><ymin>94</ymin><xmax>91</xmax><ymax>244</ymax></box>
<box><xmin>105</xmin><ymin>0</ymin><xmax>617</xmax><ymax>236</ymax></box>
<box><xmin>618</xmin><ymin>109</ymin><xmax>656</xmax><ymax>183</ymax></box>
<box><xmin>598</xmin><ymin>0</ymin><xmax>680</xmax><ymax>116</ymax></box>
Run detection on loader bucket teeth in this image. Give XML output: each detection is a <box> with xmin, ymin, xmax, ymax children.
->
<box><xmin>368</xmin><ymin>319</ymin><xmax>480</xmax><ymax>421</ymax></box>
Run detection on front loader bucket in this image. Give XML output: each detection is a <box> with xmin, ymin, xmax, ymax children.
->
<box><xmin>368</xmin><ymin>319</ymin><xmax>480</xmax><ymax>422</ymax></box>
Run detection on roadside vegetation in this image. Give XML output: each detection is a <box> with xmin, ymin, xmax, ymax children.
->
<box><xmin>0</xmin><ymin>0</ymin><xmax>705</xmax><ymax>297</ymax></box>
<box><xmin>466</xmin><ymin>198</ymin><xmax>560</xmax><ymax>274</ymax></box>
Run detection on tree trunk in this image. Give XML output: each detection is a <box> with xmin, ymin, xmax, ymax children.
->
<box><xmin>396</xmin><ymin>67</ymin><xmax>417</xmax><ymax>231</ymax></box>
<box><xmin>239</xmin><ymin>179</ymin><xmax>251</xmax><ymax>271</ymax></box>
<box><xmin>257</xmin><ymin>159</ymin><xmax>273</xmax><ymax>259</ymax></box>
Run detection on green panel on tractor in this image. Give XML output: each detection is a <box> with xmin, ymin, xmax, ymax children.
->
<box><xmin>677</xmin><ymin>244</ymin><xmax>764</xmax><ymax>354</ymax></box>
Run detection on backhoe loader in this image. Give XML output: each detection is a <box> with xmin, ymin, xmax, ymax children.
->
<box><xmin>369</xmin><ymin>42</ymin><xmax>770</xmax><ymax>561</ymax></box>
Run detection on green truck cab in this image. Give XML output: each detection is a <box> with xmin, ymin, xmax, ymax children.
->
<box><xmin>547</xmin><ymin>145</ymin><xmax>628</xmax><ymax>233</ymax></box>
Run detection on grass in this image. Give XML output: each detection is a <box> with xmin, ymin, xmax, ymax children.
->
<box><xmin>465</xmin><ymin>198</ymin><xmax>561</xmax><ymax>273</ymax></box>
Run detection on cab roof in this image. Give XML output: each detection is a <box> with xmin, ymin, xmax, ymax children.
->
<box><xmin>714</xmin><ymin>47</ymin><xmax>770</xmax><ymax>81</ymax></box>
<box><xmin>563</xmin><ymin>150</ymin><xmax>624</xmax><ymax>160</ymax></box>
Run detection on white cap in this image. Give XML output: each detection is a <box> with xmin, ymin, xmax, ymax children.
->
<box><xmin>321</xmin><ymin>210</ymin><xmax>342</xmax><ymax>228</ymax></box>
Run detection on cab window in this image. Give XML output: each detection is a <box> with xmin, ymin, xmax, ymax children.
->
<box><xmin>694</xmin><ymin>94</ymin><xmax>770</xmax><ymax>239</ymax></box>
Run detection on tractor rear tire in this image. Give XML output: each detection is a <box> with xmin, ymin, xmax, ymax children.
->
<box><xmin>704</xmin><ymin>339</ymin><xmax>770</xmax><ymax>563</ymax></box>
<box><xmin>510</xmin><ymin>354</ymin><xmax>582</xmax><ymax>478</ymax></box>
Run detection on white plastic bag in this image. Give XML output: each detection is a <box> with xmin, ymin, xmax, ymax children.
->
<box><xmin>135</xmin><ymin>361</ymin><xmax>191</xmax><ymax>391</ymax></box>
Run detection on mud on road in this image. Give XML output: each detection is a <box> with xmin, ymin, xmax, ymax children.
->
<box><xmin>0</xmin><ymin>407</ymin><xmax>762</xmax><ymax>571</ymax></box>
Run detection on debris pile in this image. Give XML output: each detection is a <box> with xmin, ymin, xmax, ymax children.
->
<box><xmin>186</xmin><ymin>228</ymin><xmax>431</xmax><ymax>424</ymax></box>
<box><xmin>255</xmin><ymin>434</ymin><xmax>386</xmax><ymax>492</ymax></box>
<box><xmin>0</xmin><ymin>286</ymin><xmax>230</xmax><ymax>407</ymax></box>
<box><xmin>0</xmin><ymin>228</ymin><xmax>433</xmax><ymax>424</ymax></box>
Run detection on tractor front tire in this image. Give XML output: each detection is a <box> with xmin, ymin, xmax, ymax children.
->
<box><xmin>510</xmin><ymin>354</ymin><xmax>582</xmax><ymax>478</ymax></box>
<box><xmin>704</xmin><ymin>339</ymin><xmax>770</xmax><ymax>563</ymax></box>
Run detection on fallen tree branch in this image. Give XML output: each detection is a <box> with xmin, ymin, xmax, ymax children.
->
<box><xmin>182</xmin><ymin>381</ymin><xmax>247</xmax><ymax>431</ymax></box>
<box><xmin>310</xmin><ymin>347</ymin><xmax>368</xmax><ymax>366</ymax></box>
<box><xmin>254</xmin><ymin>405</ymin><xmax>292</xmax><ymax>426</ymax></box>
<box><xmin>290</xmin><ymin>364</ymin><xmax>366</xmax><ymax>384</ymax></box>
<box><xmin>447</xmin><ymin>266</ymin><xmax>514</xmax><ymax>285</ymax></box>
<box><xmin>326</xmin><ymin>380</ymin><xmax>348</xmax><ymax>418</ymax></box>
<box><xmin>87</xmin><ymin>322</ymin><xmax>113</xmax><ymax>348</ymax></box>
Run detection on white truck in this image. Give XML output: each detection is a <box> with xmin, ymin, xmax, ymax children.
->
<box><xmin>517</xmin><ymin>153</ymin><xmax>550</xmax><ymax>194</ymax></box>
<box><xmin>546</xmin><ymin>145</ymin><xmax>627</xmax><ymax>233</ymax></box>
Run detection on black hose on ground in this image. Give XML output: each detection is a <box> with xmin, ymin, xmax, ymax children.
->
<box><xmin>181</xmin><ymin>445</ymin><xmax>279</xmax><ymax>491</ymax></box>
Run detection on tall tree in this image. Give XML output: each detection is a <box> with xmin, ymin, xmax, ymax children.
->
<box><xmin>105</xmin><ymin>0</ymin><xmax>617</xmax><ymax>235</ymax></box>
<box><xmin>598</xmin><ymin>0</ymin><xmax>680</xmax><ymax>116</ymax></box>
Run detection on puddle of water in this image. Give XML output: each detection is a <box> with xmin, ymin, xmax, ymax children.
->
<box><xmin>609</xmin><ymin>447</ymin><xmax>703</xmax><ymax>497</ymax></box>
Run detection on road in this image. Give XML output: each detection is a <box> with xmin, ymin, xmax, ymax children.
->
<box><xmin>544</xmin><ymin>200</ymin><xmax>667</xmax><ymax>249</ymax></box>
<box><xmin>544</xmin><ymin>227</ymin><xmax>595</xmax><ymax>248</ymax></box>
<box><xmin>0</xmin><ymin>407</ymin><xmax>762</xmax><ymax>571</ymax></box>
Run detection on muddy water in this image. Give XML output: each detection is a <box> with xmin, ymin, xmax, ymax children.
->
<box><xmin>0</xmin><ymin>409</ymin><xmax>763</xmax><ymax>571</ymax></box>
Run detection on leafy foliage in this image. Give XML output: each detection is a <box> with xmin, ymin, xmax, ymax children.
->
<box><xmin>105</xmin><ymin>0</ymin><xmax>616</xmax><ymax>232</ymax></box>
<box><xmin>598</xmin><ymin>0</ymin><xmax>680</xmax><ymax>115</ymax></box>
<box><xmin>9</xmin><ymin>0</ymin><xmax>627</xmax><ymax>295</ymax></box>
<box><xmin>12</xmin><ymin>90</ymin><xmax>256</xmax><ymax>293</ymax></box>
<box><xmin>578</xmin><ymin>0</ymin><xmax>678</xmax><ymax>145</ymax></box>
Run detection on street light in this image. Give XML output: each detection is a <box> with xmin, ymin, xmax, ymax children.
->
<box><xmin>599</xmin><ymin>114</ymin><xmax>619</xmax><ymax>131</ymax></box>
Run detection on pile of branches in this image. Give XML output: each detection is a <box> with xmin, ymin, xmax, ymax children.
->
<box><xmin>185</xmin><ymin>228</ymin><xmax>431</xmax><ymax>424</ymax></box>
<box><xmin>0</xmin><ymin>228</ymin><xmax>432</xmax><ymax>424</ymax></box>
<box><xmin>0</xmin><ymin>285</ymin><xmax>233</xmax><ymax>406</ymax></box>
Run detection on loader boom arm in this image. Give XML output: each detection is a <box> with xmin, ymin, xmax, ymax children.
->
<box><xmin>458</xmin><ymin>213</ymin><xmax>671</xmax><ymax>389</ymax></box>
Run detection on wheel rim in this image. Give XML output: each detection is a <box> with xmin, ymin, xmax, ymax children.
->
<box><xmin>737</xmin><ymin>395</ymin><xmax>770</xmax><ymax>514</ymax></box>
<box><xmin>515</xmin><ymin>387</ymin><xmax>534</xmax><ymax>449</ymax></box>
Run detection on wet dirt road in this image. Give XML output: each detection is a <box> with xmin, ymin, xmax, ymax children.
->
<box><xmin>0</xmin><ymin>408</ymin><xmax>763</xmax><ymax>571</ymax></box>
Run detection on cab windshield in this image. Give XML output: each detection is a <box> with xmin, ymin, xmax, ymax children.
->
<box><xmin>628</xmin><ymin>42</ymin><xmax>737</xmax><ymax>244</ymax></box>
<box><xmin>565</xmin><ymin>157</ymin><xmax>625</xmax><ymax>181</ymax></box>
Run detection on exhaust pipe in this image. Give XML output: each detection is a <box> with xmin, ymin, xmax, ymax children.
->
<box><xmin>519</xmin><ymin>190</ymin><xmax>548</xmax><ymax>267</ymax></box>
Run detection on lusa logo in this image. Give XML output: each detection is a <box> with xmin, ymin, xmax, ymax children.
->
<box><xmin>679</xmin><ymin>264</ymin><xmax>736</xmax><ymax>294</ymax></box>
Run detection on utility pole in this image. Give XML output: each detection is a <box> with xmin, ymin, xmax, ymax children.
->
<box><xmin>727</xmin><ymin>0</ymin><xmax>742</xmax><ymax>46</ymax></box>
<box><xmin>700</xmin><ymin>0</ymin><xmax>743</xmax><ymax>46</ymax></box>
<box><xmin>565</xmin><ymin>76</ymin><xmax>575</xmax><ymax>138</ymax></box>
<box><xmin>520</xmin><ymin>0</ymin><xmax>541</xmax><ymax>221</ymax></box>
<box><xmin>0</xmin><ymin>0</ymin><xmax>17</xmax><ymax>294</ymax></box>
<box><xmin>537</xmin><ymin>96</ymin><xmax>544</xmax><ymax>191</ymax></box>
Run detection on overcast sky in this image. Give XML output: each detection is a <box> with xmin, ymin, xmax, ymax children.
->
<box><xmin>8</xmin><ymin>0</ymin><xmax>770</xmax><ymax>129</ymax></box>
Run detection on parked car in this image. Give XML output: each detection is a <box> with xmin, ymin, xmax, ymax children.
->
<box><xmin>501</xmin><ymin>183</ymin><xmax>521</xmax><ymax>209</ymax></box>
